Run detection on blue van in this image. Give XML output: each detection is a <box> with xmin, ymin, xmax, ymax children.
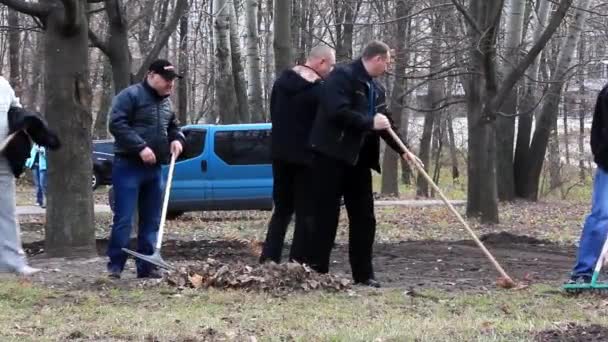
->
<box><xmin>108</xmin><ymin>123</ymin><xmax>274</xmax><ymax>217</ymax></box>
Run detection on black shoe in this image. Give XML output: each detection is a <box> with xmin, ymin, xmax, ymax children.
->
<box><xmin>356</xmin><ymin>279</ymin><xmax>381</xmax><ymax>288</ymax></box>
<box><xmin>566</xmin><ymin>275</ymin><xmax>591</xmax><ymax>285</ymax></box>
<box><xmin>108</xmin><ymin>270</ymin><xmax>121</xmax><ymax>279</ymax></box>
<box><xmin>137</xmin><ymin>269</ymin><xmax>164</xmax><ymax>279</ymax></box>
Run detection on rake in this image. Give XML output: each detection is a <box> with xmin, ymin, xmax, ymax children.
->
<box><xmin>562</xmin><ymin>236</ymin><xmax>608</xmax><ymax>294</ymax></box>
<box><xmin>122</xmin><ymin>152</ymin><xmax>177</xmax><ymax>270</ymax></box>
<box><xmin>386</xmin><ymin>127</ymin><xmax>516</xmax><ymax>288</ymax></box>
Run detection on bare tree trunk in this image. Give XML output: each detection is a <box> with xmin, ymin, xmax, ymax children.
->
<box><xmin>447</xmin><ymin>112</ymin><xmax>459</xmax><ymax>181</ymax></box>
<box><xmin>417</xmin><ymin>4</ymin><xmax>443</xmax><ymax>197</ymax></box>
<box><xmin>548</xmin><ymin>110</ymin><xmax>561</xmax><ymax>191</ymax></box>
<box><xmin>44</xmin><ymin>2</ymin><xmax>96</xmax><ymax>257</ymax></box>
<box><xmin>291</xmin><ymin>0</ymin><xmax>303</xmax><ymax>64</ymax></box>
<box><xmin>229</xmin><ymin>0</ymin><xmax>250</xmax><ymax>123</ymax></box>
<box><xmin>8</xmin><ymin>8</ymin><xmax>20</xmax><ymax>98</ymax></box>
<box><xmin>157</xmin><ymin>0</ymin><xmax>171</xmax><ymax>59</ymax></box>
<box><xmin>93</xmin><ymin>58</ymin><xmax>113</xmax><ymax>139</ymax></box>
<box><xmin>563</xmin><ymin>93</ymin><xmax>570</xmax><ymax>165</ymax></box>
<box><xmin>177</xmin><ymin>12</ymin><xmax>189</xmax><ymax>124</ymax></box>
<box><xmin>246</xmin><ymin>0</ymin><xmax>264</xmax><ymax>122</ymax></box>
<box><xmin>31</xmin><ymin>33</ymin><xmax>44</xmax><ymax>111</ymax></box>
<box><xmin>214</xmin><ymin>0</ymin><xmax>239</xmax><ymax>123</ymax></box>
<box><xmin>521</xmin><ymin>0</ymin><xmax>589</xmax><ymax>200</ymax></box>
<box><xmin>514</xmin><ymin>0</ymin><xmax>550</xmax><ymax>197</ymax></box>
<box><xmin>273</xmin><ymin>0</ymin><xmax>291</xmax><ymax>75</ymax></box>
<box><xmin>496</xmin><ymin>0</ymin><xmax>525</xmax><ymax>201</ymax></box>
<box><xmin>381</xmin><ymin>0</ymin><xmax>409</xmax><ymax>196</ymax></box>
<box><xmin>263</xmin><ymin>0</ymin><xmax>273</xmax><ymax>116</ymax></box>
<box><xmin>578</xmin><ymin>36</ymin><xmax>587</xmax><ymax>182</ymax></box>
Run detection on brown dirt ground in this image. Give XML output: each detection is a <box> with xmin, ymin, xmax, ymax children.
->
<box><xmin>21</xmin><ymin>231</ymin><xmax>575</xmax><ymax>292</ymax></box>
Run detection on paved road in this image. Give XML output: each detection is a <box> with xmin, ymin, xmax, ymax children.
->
<box><xmin>16</xmin><ymin>200</ymin><xmax>464</xmax><ymax>216</ymax></box>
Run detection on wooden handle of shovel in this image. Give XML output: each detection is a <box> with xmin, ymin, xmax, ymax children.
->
<box><xmin>387</xmin><ymin>127</ymin><xmax>515</xmax><ymax>286</ymax></box>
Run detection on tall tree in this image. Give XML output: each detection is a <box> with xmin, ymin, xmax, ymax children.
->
<box><xmin>178</xmin><ymin>11</ymin><xmax>189</xmax><ymax>124</ymax></box>
<box><xmin>456</xmin><ymin>0</ymin><xmax>572</xmax><ymax>222</ymax></box>
<box><xmin>513</xmin><ymin>0</ymin><xmax>550</xmax><ymax>197</ymax></box>
<box><xmin>229</xmin><ymin>0</ymin><xmax>250</xmax><ymax>122</ymax></box>
<box><xmin>381</xmin><ymin>0</ymin><xmax>410</xmax><ymax>196</ymax></box>
<box><xmin>214</xmin><ymin>0</ymin><xmax>239</xmax><ymax>123</ymax></box>
<box><xmin>7</xmin><ymin>8</ymin><xmax>20</xmax><ymax>98</ymax></box>
<box><xmin>0</xmin><ymin>0</ymin><xmax>96</xmax><ymax>256</ymax></box>
<box><xmin>88</xmin><ymin>0</ymin><xmax>189</xmax><ymax>92</ymax></box>
<box><xmin>495</xmin><ymin>0</ymin><xmax>526</xmax><ymax>201</ymax></box>
<box><xmin>273</xmin><ymin>0</ymin><xmax>292</xmax><ymax>75</ymax></box>
<box><xmin>518</xmin><ymin>0</ymin><xmax>590</xmax><ymax>200</ymax></box>
<box><xmin>245</xmin><ymin>0</ymin><xmax>265</xmax><ymax>122</ymax></box>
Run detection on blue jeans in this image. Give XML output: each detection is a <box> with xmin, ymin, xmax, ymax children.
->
<box><xmin>572</xmin><ymin>167</ymin><xmax>608</xmax><ymax>277</ymax></box>
<box><xmin>31</xmin><ymin>167</ymin><xmax>47</xmax><ymax>205</ymax></box>
<box><xmin>106</xmin><ymin>157</ymin><xmax>164</xmax><ymax>276</ymax></box>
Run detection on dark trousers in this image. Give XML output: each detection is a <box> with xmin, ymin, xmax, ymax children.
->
<box><xmin>260</xmin><ymin>159</ymin><xmax>314</xmax><ymax>264</ymax></box>
<box><xmin>308</xmin><ymin>152</ymin><xmax>376</xmax><ymax>283</ymax></box>
<box><xmin>107</xmin><ymin>157</ymin><xmax>163</xmax><ymax>276</ymax></box>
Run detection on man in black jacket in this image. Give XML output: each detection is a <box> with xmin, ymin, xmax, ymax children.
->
<box><xmin>308</xmin><ymin>41</ymin><xmax>413</xmax><ymax>287</ymax></box>
<box><xmin>260</xmin><ymin>45</ymin><xmax>336</xmax><ymax>264</ymax></box>
<box><xmin>106</xmin><ymin>59</ymin><xmax>185</xmax><ymax>279</ymax></box>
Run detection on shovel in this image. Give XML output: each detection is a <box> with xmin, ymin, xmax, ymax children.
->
<box><xmin>122</xmin><ymin>152</ymin><xmax>177</xmax><ymax>270</ymax></box>
<box><xmin>386</xmin><ymin>127</ymin><xmax>516</xmax><ymax>288</ymax></box>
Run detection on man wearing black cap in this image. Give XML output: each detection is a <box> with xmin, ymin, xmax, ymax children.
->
<box><xmin>106</xmin><ymin>59</ymin><xmax>186</xmax><ymax>279</ymax></box>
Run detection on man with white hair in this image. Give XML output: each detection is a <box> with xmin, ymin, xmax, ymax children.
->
<box><xmin>260</xmin><ymin>45</ymin><xmax>336</xmax><ymax>264</ymax></box>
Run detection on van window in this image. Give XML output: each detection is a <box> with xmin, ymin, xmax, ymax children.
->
<box><xmin>214</xmin><ymin>129</ymin><xmax>271</xmax><ymax>165</ymax></box>
<box><xmin>178</xmin><ymin>129</ymin><xmax>206</xmax><ymax>161</ymax></box>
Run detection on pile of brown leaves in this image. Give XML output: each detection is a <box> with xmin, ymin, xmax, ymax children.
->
<box><xmin>166</xmin><ymin>258</ymin><xmax>351</xmax><ymax>294</ymax></box>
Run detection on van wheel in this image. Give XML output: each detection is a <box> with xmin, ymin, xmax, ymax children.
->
<box><xmin>92</xmin><ymin>171</ymin><xmax>100</xmax><ymax>190</ymax></box>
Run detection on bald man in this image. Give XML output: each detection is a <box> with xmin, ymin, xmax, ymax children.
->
<box><xmin>260</xmin><ymin>46</ymin><xmax>336</xmax><ymax>264</ymax></box>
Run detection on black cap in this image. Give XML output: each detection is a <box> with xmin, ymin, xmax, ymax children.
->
<box><xmin>148</xmin><ymin>59</ymin><xmax>182</xmax><ymax>80</ymax></box>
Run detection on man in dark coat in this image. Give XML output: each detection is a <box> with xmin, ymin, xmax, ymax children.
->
<box><xmin>308</xmin><ymin>40</ymin><xmax>415</xmax><ymax>287</ymax></box>
<box><xmin>260</xmin><ymin>45</ymin><xmax>336</xmax><ymax>264</ymax></box>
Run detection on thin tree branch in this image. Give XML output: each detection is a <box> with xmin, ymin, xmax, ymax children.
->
<box><xmin>135</xmin><ymin>0</ymin><xmax>189</xmax><ymax>80</ymax></box>
<box><xmin>451</xmin><ymin>0</ymin><xmax>481</xmax><ymax>34</ymax></box>
<box><xmin>0</xmin><ymin>0</ymin><xmax>52</xmax><ymax>18</ymax></box>
<box><xmin>489</xmin><ymin>0</ymin><xmax>573</xmax><ymax>112</ymax></box>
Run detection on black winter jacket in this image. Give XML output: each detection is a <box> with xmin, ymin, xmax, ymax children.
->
<box><xmin>591</xmin><ymin>84</ymin><xmax>608</xmax><ymax>171</ymax></box>
<box><xmin>109</xmin><ymin>80</ymin><xmax>185</xmax><ymax>165</ymax></box>
<box><xmin>309</xmin><ymin>59</ymin><xmax>406</xmax><ymax>171</ymax></box>
<box><xmin>2</xmin><ymin>107</ymin><xmax>61</xmax><ymax>177</ymax></box>
<box><xmin>270</xmin><ymin>68</ymin><xmax>323</xmax><ymax>165</ymax></box>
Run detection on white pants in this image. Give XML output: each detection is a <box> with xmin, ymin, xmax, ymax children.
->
<box><xmin>0</xmin><ymin>157</ymin><xmax>26</xmax><ymax>271</ymax></box>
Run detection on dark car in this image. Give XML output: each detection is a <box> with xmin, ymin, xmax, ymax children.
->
<box><xmin>92</xmin><ymin>139</ymin><xmax>114</xmax><ymax>190</ymax></box>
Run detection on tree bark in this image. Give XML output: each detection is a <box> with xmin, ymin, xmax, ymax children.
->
<box><xmin>93</xmin><ymin>57</ymin><xmax>113</xmax><ymax>139</ymax></box>
<box><xmin>521</xmin><ymin>0</ymin><xmax>589</xmax><ymax>200</ymax></box>
<box><xmin>178</xmin><ymin>12</ymin><xmax>189</xmax><ymax>124</ymax></box>
<box><xmin>496</xmin><ymin>0</ymin><xmax>525</xmax><ymax>201</ymax></box>
<box><xmin>273</xmin><ymin>0</ymin><xmax>292</xmax><ymax>75</ymax></box>
<box><xmin>246</xmin><ymin>0</ymin><xmax>264</xmax><ymax>122</ymax></box>
<box><xmin>514</xmin><ymin>0</ymin><xmax>550</xmax><ymax>198</ymax></box>
<box><xmin>44</xmin><ymin>1</ymin><xmax>96</xmax><ymax>257</ymax></box>
<box><xmin>417</xmin><ymin>3</ymin><xmax>443</xmax><ymax>197</ymax></box>
<box><xmin>578</xmin><ymin>36</ymin><xmax>587</xmax><ymax>182</ymax></box>
<box><xmin>8</xmin><ymin>8</ymin><xmax>20</xmax><ymax>98</ymax></box>
<box><xmin>214</xmin><ymin>0</ymin><xmax>239</xmax><ymax>124</ymax></box>
<box><xmin>229</xmin><ymin>0</ymin><xmax>250</xmax><ymax>123</ymax></box>
<box><xmin>380</xmin><ymin>0</ymin><xmax>409</xmax><ymax>196</ymax></box>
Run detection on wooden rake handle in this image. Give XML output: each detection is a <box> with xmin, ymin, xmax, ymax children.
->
<box><xmin>387</xmin><ymin>127</ymin><xmax>515</xmax><ymax>286</ymax></box>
